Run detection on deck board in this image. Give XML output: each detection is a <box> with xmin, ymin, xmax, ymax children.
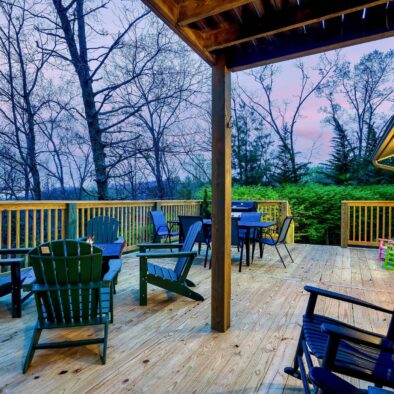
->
<box><xmin>0</xmin><ymin>244</ymin><xmax>393</xmax><ymax>393</ymax></box>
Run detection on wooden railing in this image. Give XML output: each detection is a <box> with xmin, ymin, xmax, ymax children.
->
<box><xmin>341</xmin><ymin>201</ymin><xmax>394</xmax><ymax>247</ymax></box>
<box><xmin>0</xmin><ymin>199</ymin><xmax>293</xmax><ymax>256</ymax></box>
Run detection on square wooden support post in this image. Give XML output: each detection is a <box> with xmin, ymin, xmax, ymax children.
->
<box><xmin>211</xmin><ymin>56</ymin><xmax>231</xmax><ymax>332</ymax></box>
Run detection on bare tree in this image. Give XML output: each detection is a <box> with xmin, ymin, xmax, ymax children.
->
<box><xmin>117</xmin><ymin>26</ymin><xmax>208</xmax><ymax>199</ymax></box>
<box><xmin>319</xmin><ymin>50</ymin><xmax>394</xmax><ymax>160</ymax></box>
<box><xmin>240</xmin><ymin>56</ymin><xmax>336</xmax><ymax>183</ymax></box>
<box><xmin>0</xmin><ymin>0</ymin><xmax>54</xmax><ymax>199</ymax></box>
<box><xmin>33</xmin><ymin>0</ymin><xmax>167</xmax><ymax>199</ymax></box>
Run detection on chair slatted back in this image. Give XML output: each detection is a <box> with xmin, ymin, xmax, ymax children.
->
<box><xmin>150</xmin><ymin>211</ymin><xmax>169</xmax><ymax>235</ymax></box>
<box><xmin>174</xmin><ymin>221</ymin><xmax>202</xmax><ymax>280</ymax></box>
<box><xmin>179</xmin><ymin>216</ymin><xmax>205</xmax><ymax>243</ymax></box>
<box><xmin>29</xmin><ymin>240</ymin><xmax>103</xmax><ymax>326</ymax></box>
<box><xmin>87</xmin><ymin>216</ymin><xmax>119</xmax><ymax>244</ymax></box>
<box><xmin>277</xmin><ymin>216</ymin><xmax>294</xmax><ymax>244</ymax></box>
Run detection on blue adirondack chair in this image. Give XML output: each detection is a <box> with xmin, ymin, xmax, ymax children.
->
<box><xmin>284</xmin><ymin>286</ymin><xmax>394</xmax><ymax>392</ymax></box>
<box><xmin>138</xmin><ymin>221</ymin><xmax>203</xmax><ymax>305</ymax></box>
<box><xmin>179</xmin><ymin>215</ymin><xmax>211</xmax><ymax>267</ymax></box>
<box><xmin>150</xmin><ymin>210</ymin><xmax>179</xmax><ymax>243</ymax></box>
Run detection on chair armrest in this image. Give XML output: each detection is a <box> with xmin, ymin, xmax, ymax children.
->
<box><xmin>305</xmin><ymin>286</ymin><xmax>393</xmax><ymax>315</ymax></box>
<box><xmin>137</xmin><ymin>251</ymin><xmax>197</xmax><ymax>259</ymax></box>
<box><xmin>0</xmin><ymin>248</ymin><xmax>31</xmax><ymax>256</ymax></box>
<box><xmin>137</xmin><ymin>243</ymin><xmax>183</xmax><ymax>251</ymax></box>
<box><xmin>115</xmin><ymin>236</ymin><xmax>125</xmax><ymax>244</ymax></box>
<box><xmin>309</xmin><ymin>367</ymin><xmax>361</xmax><ymax>394</ymax></box>
<box><xmin>321</xmin><ymin>323</ymin><xmax>394</xmax><ymax>353</ymax></box>
<box><xmin>0</xmin><ymin>257</ymin><xmax>24</xmax><ymax>267</ymax></box>
<box><xmin>103</xmin><ymin>259</ymin><xmax>122</xmax><ymax>283</ymax></box>
<box><xmin>22</xmin><ymin>270</ymin><xmax>36</xmax><ymax>291</ymax></box>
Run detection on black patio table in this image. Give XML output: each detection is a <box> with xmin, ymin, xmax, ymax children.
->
<box><xmin>203</xmin><ymin>219</ymin><xmax>276</xmax><ymax>267</ymax></box>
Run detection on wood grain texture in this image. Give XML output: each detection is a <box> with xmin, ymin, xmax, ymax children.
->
<box><xmin>211</xmin><ymin>56</ymin><xmax>232</xmax><ymax>332</ymax></box>
<box><xmin>0</xmin><ymin>244</ymin><xmax>392</xmax><ymax>393</ymax></box>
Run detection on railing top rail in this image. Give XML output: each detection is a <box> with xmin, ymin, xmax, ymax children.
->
<box><xmin>342</xmin><ymin>201</ymin><xmax>394</xmax><ymax>205</ymax></box>
<box><xmin>0</xmin><ymin>201</ymin><xmax>67</xmax><ymax>209</ymax></box>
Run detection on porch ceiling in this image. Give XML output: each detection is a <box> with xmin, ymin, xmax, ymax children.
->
<box><xmin>140</xmin><ymin>0</ymin><xmax>394</xmax><ymax>71</ymax></box>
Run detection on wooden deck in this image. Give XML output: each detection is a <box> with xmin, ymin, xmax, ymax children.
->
<box><xmin>1</xmin><ymin>244</ymin><xmax>393</xmax><ymax>393</ymax></box>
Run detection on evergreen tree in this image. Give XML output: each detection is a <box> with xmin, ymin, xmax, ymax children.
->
<box><xmin>231</xmin><ymin>100</ymin><xmax>274</xmax><ymax>186</ymax></box>
<box><xmin>274</xmin><ymin>126</ymin><xmax>309</xmax><ymax>184</ymax></box>
<box><xmin>326</xmin><ymin>118</ymin><xmax>354</xmax><ymax>184</ymax></box>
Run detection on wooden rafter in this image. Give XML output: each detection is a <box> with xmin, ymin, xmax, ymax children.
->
<box><xmin>178</xmin><ymin>0</ymin><xmax>253</xmax><ymax>26</ymax></box>
<box><xmin>140</xmin><ymin>0</ymin><xmax>216</xmax><ymax>65</ymax></box>
<box><xmin>224</xmin><ymin>5</ymin><xmax>394</xmax><ymax>71</ymax></box>
<box><xmin>203</xmin><ymin>0</ymin><xmax>391</xmax><ymax>51</ymax></box>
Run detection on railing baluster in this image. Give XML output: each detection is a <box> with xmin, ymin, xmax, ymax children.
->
<box><xmin>7</xmin><ymin>210</ymin><xmax>12</xmax><ymax>248</ymax></box>
<box><xmin>16</xmin><ymin>210</ymin><xmax>20</xmax><ymax>248</ymax></box>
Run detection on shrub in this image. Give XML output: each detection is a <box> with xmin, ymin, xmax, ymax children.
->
<box><xmin>197</xmin><ymin>184</ymin><xmax>394</xmax><ymax>245</ymax></box>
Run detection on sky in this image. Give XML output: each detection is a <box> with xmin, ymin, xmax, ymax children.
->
<box><xmin>237</xmin><ymin>37</ymin><xmax>394</xmax><ymax>165</ymax></box>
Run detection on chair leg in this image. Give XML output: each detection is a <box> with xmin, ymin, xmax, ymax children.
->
<box><xmin>204</xmin><ymin>243</ymin><xmax>210</xmax><ymax>268</ymax></box>
<box><xmin>261</xmin><ymin>243</ymin><xmax>265</xmax><ymax>260</ymax></box>
<box><xmin>101</xmin><ymin>319</ymin><xmax>109</xmax><ymax>365</ymax></box>
<box><xmin>198</xmin><ymin>242</ymin><xmax>201</xmax><ymax>255</ymax></box>
<box><xmin>11</xmin><ymin>262</ymin><xmax>21</xmax><ymax>318</ymax></box>
<box><xmin>239</xmin><ymin>243</ymin><xmax>244</xmax><ymax>272</ymax></box>
<box><xmin>284</xmin><ymin>243</ymin><xmax>294</xmax><ymax>263</ymax></box>
<box><xmin>110</xmin><ymin>283</ymin><xmax>114</xmax><ymax>323</ymax></box>
<box><xmin>284</xmin><ymin>331</ymin><xmax>304</xmax><ymax>380</ymax></box>
<box><xmin>252</xmin><ymin>241</ymin><xmax>256</xmax><ymax>262</ymax></box>
<box><xmin>23</xmin><ymin>322</ymin><xmax>42</xmax><ymax>373</ymax></box>
<box><xmin>275</xmin><ymin>244</ymin><xmax>286</xmax><ymax>268</ymax></box>
<box><xmin>140</xmin><ymin>278</ymin><xmax>147</xmax><ymax>306</ymax></box>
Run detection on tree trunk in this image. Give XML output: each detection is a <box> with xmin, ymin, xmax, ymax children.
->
<box><xmin>52</xmin><ymin>0</ymin><xmax>108</xmax><ymax>200</ymax></box>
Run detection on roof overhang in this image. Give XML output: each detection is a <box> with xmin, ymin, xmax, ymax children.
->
<box><xmin>373</xmin><ymin>116</ymin><xmax>394</xmax><ymax>171</ymax></box>
<box><xmin>141</xmin><ymin>0</ymin><xmax>394</xmax><ymax>71</ymax></box>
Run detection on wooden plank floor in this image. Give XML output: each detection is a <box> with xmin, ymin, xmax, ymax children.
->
<box><xmin>0</xmin><ymin>244</ymin><xmax>393</xmax><ymax>393</ymax></box>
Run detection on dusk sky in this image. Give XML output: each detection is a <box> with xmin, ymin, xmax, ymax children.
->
<box><xmin>237</xmin><ymin>37</ymin><xmax>394</xmax><ymax>165</ymax></box>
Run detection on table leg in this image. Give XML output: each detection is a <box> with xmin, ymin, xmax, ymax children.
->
<box><xmin>246</xmin><ymin>228</ymin><xmax>250</xmax><ymax>266</ymax></box>
<box><xmin>11</xmin><ymin>262</ymin><xmax>21</xmax><ymax>318</ymax></box>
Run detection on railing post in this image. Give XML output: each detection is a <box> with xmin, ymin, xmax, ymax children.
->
<box><xmin>280</xmin><ymin>201</ymin><xmax>294</xmax><ymax>244</ymax></box>
<box><xmin>341</xmin><ymin>202</ymin><xmax>348</xmax><ymax>248</ymax></box>
<box><xmin>65</xmin><ymin>203</ymin><xmax>77</xmax><ymax>240</ymax></box>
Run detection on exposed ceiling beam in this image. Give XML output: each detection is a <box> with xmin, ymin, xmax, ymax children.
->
<box><xmin>178</xmin><ymin>0</ymin><xmax>253</xmax><ymax>26</ymax></box>
<box><xmin>204</xmin><ymin>0</ymin><xmax>392</xmax><ymax>51</ymax></box>
<box><xmin>224</xmin><ymin>8</ymin><xmax>394</xmax><ymax>71</ymax></box>
<box><xmin>140</xmin><ymin>0</ymin><xmax>216</xmax><ymax>65</ymax></box>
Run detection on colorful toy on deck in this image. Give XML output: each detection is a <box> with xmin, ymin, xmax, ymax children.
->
<box><xmin>378</xmin><ymin>238</ymin><xmax>394</xmax><ymax>261</ymax></box>
<box><xmin>383</xmin><ymin>243</ymin><xmax>394</xmax><ymax>270</ymax></box>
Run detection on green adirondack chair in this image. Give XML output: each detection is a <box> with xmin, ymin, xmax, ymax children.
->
<box><xmin>138</xmin><ymin>221</ymin><xmax>204</xmax><ymax>305</ymax></box>
<box><xmin>80</xmin><ymin>216</ymin><xmax>125</xmax><ymax>246</ymax></box>
<box><xmin>22</xmin><ymin>240</ymin><xmax>121</xmax><ymax>373</ymax></box>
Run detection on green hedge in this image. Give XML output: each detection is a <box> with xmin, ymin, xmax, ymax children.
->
<box><xmin>197</xmin><ymin>184</ymin><xmax>394</xmax><ymax>245</ymax></box>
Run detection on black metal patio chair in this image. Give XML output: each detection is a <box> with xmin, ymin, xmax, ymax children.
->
<box><xmin>254</xmin><ymin>215</ymin><xmax>294</xmax><ymax>268</ymax></box>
